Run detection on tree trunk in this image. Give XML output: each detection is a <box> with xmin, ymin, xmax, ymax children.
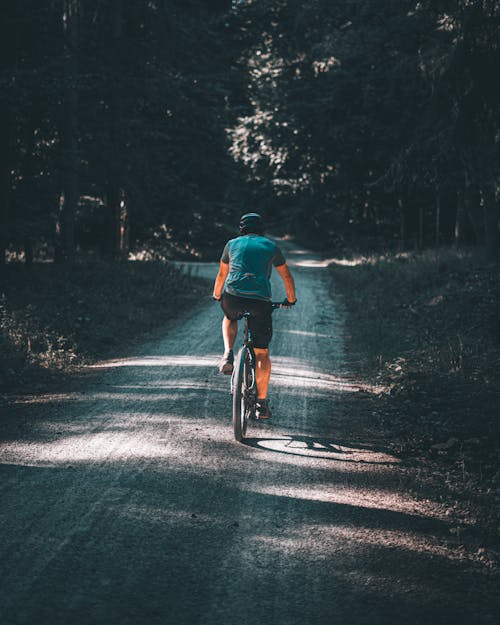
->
<box><xmin>57</xmin><ymin>0</ymin><xmax>79</xmax><ymax>263</ymax></box>
<box><xmin>120</xmin><ymin>196</ymin><xmax>130</xmax><ymax>258</ymax></box>
<box><xmin>106</xmin><ymin>0</ymin><xmax>124</xmax><ymax>260</ymax></box>
<box><xmin>435</xmin><ymin>191</ymin><xmax>441</xmax><ymax>247</ymax></box>
<box><xmin>474</xmin><ymin>134</ymin><xmax>499</xmax><ymax>258</ymax></box>
<box><xmin>22</xmin><ymin>108</ymin><xmax>42</xmax><ymax>267</ymax></box>
<box><xmin>454</xmin><ymin>190</ymin><xmax>466</xmax><ymax>247</ymax></box>
<box><xmin>0</xmin><ymin>105</ymin><xmax>12</xmax><ymax>274</ymax></box>
<box><xmin>418</xmin><ymin>203</ymin><xmax>424</xmax><ymax>250</ymax></box>
<box><xmin>24</xmin><ymin>239</ymin><xmax>34</xmax><ymax>268</ymax></box>
<box><xmin>398</xmin><ymin>197</ymin><xmax>406</xmax><ymax>250</ymax></box>
<box><xmin>0</xmin><ymin>6</ymin><xmax>17</xmax><ymax>276</ymax></box>
<box><xmin>463</xmin><ymin>171</ymin><xmax>483</xmax><ymax>246</ymax></box>
<box><xmin>481</xmin><ymin>177</ymin><xmax>499</xmax><ymax>259</ymax></box>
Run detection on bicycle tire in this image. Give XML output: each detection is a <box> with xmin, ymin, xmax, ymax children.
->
<box><xmin>233</xmin><ymin>346</ymin><xmax>248</xmax><ymax>442</ymax></box>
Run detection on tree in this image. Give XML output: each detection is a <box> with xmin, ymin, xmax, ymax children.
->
<box><xmin>56</xmin><ymin>0</ymin><xmax>80</xmax><ymax>263</ymax></box>
<box><xmin>1</xmin><ymin>0</ymin><xmax>498</xmax><ymax>260</ymax></box>
<box><xmin>0</xmin><ymin>4</ymin><xmax>18</xmax><ymax>272</ymax></box>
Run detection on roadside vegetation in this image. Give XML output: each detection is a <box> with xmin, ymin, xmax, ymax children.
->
<box><xmin>0</xmin><ymin>261</ymin><xmax>209</xmax><ymax>395</ymax></box>
<box><xmin>332</xmin><ymin>248</ymin><xmax>500</xmax><ymax>548</ymax></box>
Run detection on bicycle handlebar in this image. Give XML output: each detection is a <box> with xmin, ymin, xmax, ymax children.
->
<box><xmin>237</xmin><ymin>300</ymin><xmax>296</xmax><ymax>318</ymax></box>
<box><xmin>272</xmin><ymin>299</ymin><xmax>296</xmax><ymax>309</ymax></box>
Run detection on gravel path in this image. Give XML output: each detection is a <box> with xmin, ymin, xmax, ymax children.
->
<box><xmin>0</xmin><ymin>242</ymin><xmax>497</xmax><ymax>625</ymax></box>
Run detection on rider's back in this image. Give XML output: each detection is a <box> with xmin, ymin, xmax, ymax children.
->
<box><xmin>222</xmin><ymin>234</ymin><xmax>285</xmax><ymax>301</ymax></box>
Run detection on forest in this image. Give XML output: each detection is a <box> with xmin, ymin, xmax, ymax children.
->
<box><xmin>1</xmin><ymin>3</ymin><xmax>499</xmax><ymax>621</ymax></box>
<box><xmin>1</xmin><ymin>0</ymin><xmax>499</xmax><ymax>264</ymax></box>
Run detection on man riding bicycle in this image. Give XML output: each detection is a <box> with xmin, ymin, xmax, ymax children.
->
<box><xmin>212</xmin><ymin>213</ymin><xmax>297</xmax><ymax>419</ymax></box>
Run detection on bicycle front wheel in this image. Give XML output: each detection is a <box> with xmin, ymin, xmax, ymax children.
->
<box><xmin>232</xmin><ymin>346</ymin><xmax>249</xmax><ymax>442</ymax></box>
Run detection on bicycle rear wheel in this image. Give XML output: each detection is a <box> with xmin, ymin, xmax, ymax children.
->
<box><xmin>232</xmin><ymin>346</ymin><xmax>252</xmax><ymax>442</ymax></box>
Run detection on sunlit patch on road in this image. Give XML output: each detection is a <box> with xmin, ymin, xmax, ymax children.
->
<box><xmin>249</xmin><ymin>525</ymin><xmax>459</xmax><ymax>569</ymax></box>
<box><xmin>88</xmin><ymin>354</ymin><xmax>219</xmax><ymax>369</ymax></box>
<box><xmin>289</xmin><ymin>258</ymin><xmax>334</xmax><ymax>268</ymax></box>
<box><xmin>250</xmin><ymin>482</ymin><xmax>430</xmax><ymax>517</ymax></box>
<box><xmin>271</xmin><ymin>356</ymin><xmax>384</xmax><ymax>394</ymax></box>
<box><xmin>290</xmin><ymin>258</ymin><xmax>334</xmax><ymax>268</ymax></box>
<box><xmin>291</xmin><ymin>257</ymin><xmax>367</xmax><ymax>268</ymax></box>
<box><xmin>274</xmin><ymin>329</ymin><xmax>334</xmax><ymax>338</ymax></box>
<box><xmin>0</xmin><ymin>415</ymin><xmax>231</xmax><ymax>466</ymax></box>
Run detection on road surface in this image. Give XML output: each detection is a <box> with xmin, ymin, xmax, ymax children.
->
<box><xmin>0</xmin><ymin>242</ymin><xmax>497</xmax><ymax>625</ymax></box>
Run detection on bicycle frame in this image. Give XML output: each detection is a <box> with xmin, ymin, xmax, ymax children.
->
<box><xmin>231</xmin><ymin>303</ymin><xmax>283</xmax><ymax>441</ymax></box>
<box><xmin>230</xmin><ymin>312</ymin><xmax>256</xmax><ymax>395</ymax></box>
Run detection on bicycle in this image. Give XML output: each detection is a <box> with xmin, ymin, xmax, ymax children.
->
<box><xmin>231</xmin><ymin>301</ymin><xmax>288</xmax><ymax>442</ymax></box>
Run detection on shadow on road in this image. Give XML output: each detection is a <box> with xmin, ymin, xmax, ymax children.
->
<box><xmin>243</xmin><ymin>435</ymin><xmax>400</xmax><ymax>465</ymax></box>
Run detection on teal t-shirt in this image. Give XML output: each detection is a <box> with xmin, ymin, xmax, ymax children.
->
<box><xmin>221</xmin><ymin>234</ymin><xmax>286</xmax><ymax>301</ymax></box>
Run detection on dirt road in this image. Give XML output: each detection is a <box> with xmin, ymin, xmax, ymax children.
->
<box><xmin>0</xmin><ymin>243</ymin><xmax>497</xmax><ymax>625</ymax></box>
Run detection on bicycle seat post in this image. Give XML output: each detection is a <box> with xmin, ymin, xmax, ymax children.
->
<box><xmin>242</xmin><ymin>312</ymin><xmax>252</xmax><ymax>347</ymax></box>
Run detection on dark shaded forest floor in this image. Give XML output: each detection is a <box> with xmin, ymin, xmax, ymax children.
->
<box><xmin>0</xmin><ymin>261</ymin><xmax>209</xmax><ymax>396</ymax></box>
<box><xmin>331</xmin><ymin>248</ymin><xmax>500</xmax><ymax>558</ymax></box>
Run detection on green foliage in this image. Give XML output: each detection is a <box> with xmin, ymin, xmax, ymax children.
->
<box><xmin>227</xmin><ymin>0</ymin><xmax>500</xmax><ymax>251</ymax></box>
<box><xmin>0</xmin><ymin>0</ymin><xmax>498</xmax><ymax>259</ymax></box>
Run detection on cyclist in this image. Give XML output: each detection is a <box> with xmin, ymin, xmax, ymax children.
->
<box><xmin>212</xmin><ymin>212</ymin><xmax>297</xmax><ymax>419</ymax></box>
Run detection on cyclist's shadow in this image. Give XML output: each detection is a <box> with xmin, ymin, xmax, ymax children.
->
<box><xmin>243</xmin><ymin>435</ymin><xmax>397</xmax><ymax>465</ymax></box>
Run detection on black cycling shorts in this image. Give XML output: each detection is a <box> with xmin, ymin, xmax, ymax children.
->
<box><xmin>221</xmin><ymin>292</ymin><xmax>273</xmax><ymax>349</ymax></box>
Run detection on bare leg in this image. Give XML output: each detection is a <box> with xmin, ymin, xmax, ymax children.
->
<box><xmin>222</xmin><ymin>317</ymin><xmax>237</xmax><ymax>352</ymax></box>
<box><xmin>254</xmin><ymin>347</ymin><xmax>271</xmax><ymax>400</ymax></box>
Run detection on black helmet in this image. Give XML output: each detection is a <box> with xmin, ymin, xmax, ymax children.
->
<box><xmin>239</xmin><ymin>212</ymin><xmax>264</xmax><ymax>234</ymax></box>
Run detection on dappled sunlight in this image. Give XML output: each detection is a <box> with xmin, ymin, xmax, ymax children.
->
<box><xmin>1</xmin><ymin>412</ymin><xmax>394</xmax><ymax>472</ymax></box>
<box><xmin>249</xmin><ymin>529</ymin><xmax>459</xmax><ymax>571</ymax></box>
<box><xmin>248</xmin><ymin>483</ymin><xmax>428</xmax><ymax>517</ymax></box>
<box><xmin>292</xmin><ymin>257</ymin><xmax>368</xmax><ymax>268</ymax></box>
<box><xmin>272</xmin><ymin>366</ymin><xmax>357</xmax><ymax>392</ymax></box>
<box><xmin>241</xmin><ymin>490</ymin><xmax>463</xmax><ymax>564</ymax></box>
<box><xmin>286</xmin><ymin>249</ymin><xmax>309</xmax><ymax>255</ymax></box>
<box><xmin>1</xmin><ymin>422</ymin><xmax>175</xmax><ymax>465</ymax></box>
<box><xmin>85</xmin><ymin>354</ymin><xmax>383</xmax><ymax>396</ymax></box>
<box><xmin>10</xmin><ymin>389</ymin><xmax>202</xmax><ymax>406</ymax></box>
<box><xmin>76</xmin><ymin>380</ymin><xmax>217</xmax><ymax>402</ymax></box>
<box><xmin>115</xmin><ymin>488</ymin><xmax>460</xmax><ymax>565</ymax></box>
<box><xmin>112</xmin><ymin>380</ymin><xmax>213</xmax><ymax>390</ymax></box>
<box><xmin>271</xmin><ymin>357</ymin><xmax>383</xmax><ymax>395</ymax></box>
<box><xmin>7</xmin><ymin>379</ymin><xmax>220</xmax><ymax>409</ymax></box>
<box><xmin>274</xmin><ymin>329</ymin><xmax>334</xmax><ymax>338</ymax></box>
<box><xmin>70</xmin><ymin>390</ymin><xmax>196</xmax><ymax>402</ymax></box>
<box><xmin>328</xmin><ymin>526</ymin><xmax>467</xmax><ymax>562</ymax></box>
<box><xmin>88</xmin><ymin>354</ymin><xmax>218</xmax><ymax>369</ymax></box>
<box><xmin>327</xmin><ymin>258</ymin><xmax>371</xmax><ymax>267</ymax></box>
<box><xmin>289</xmin><ymin>258</ymin><xmax>334</xmax><ymax>268</ymax></box>
<box><xmin>0</xmin><ymin>417</ymin><xmax>227</xmax><ymax>466</ymax></box>
<box><xmin>1</xmin><ymin>434</ymin><xmax>136</xmax><ymax>465</ymax></box>
<box><xmin>9</xmin><ymin>392</ymin><xmax>88</xmax><ymax>405</ymax></box>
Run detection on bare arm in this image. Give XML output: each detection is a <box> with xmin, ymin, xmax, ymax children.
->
<box><xmin>275</xmin><ymin>263</ymin><xmax>296</xmax><ymax>303</ymax></box>
<box><xmin>213</xmin><ymin>261</ymin><xmax>229</xmax><ymax>300</ymax></box>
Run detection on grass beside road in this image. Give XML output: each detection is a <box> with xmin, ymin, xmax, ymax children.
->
<box><xmin>331</xmin><ymin>248</ymin><xmax>500</xmax><ymax>547</ymax></box>
<box><xmin>0</xmin><ymin>260</ymin><xmax>210</xmax><ymax>395</ymax></box>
